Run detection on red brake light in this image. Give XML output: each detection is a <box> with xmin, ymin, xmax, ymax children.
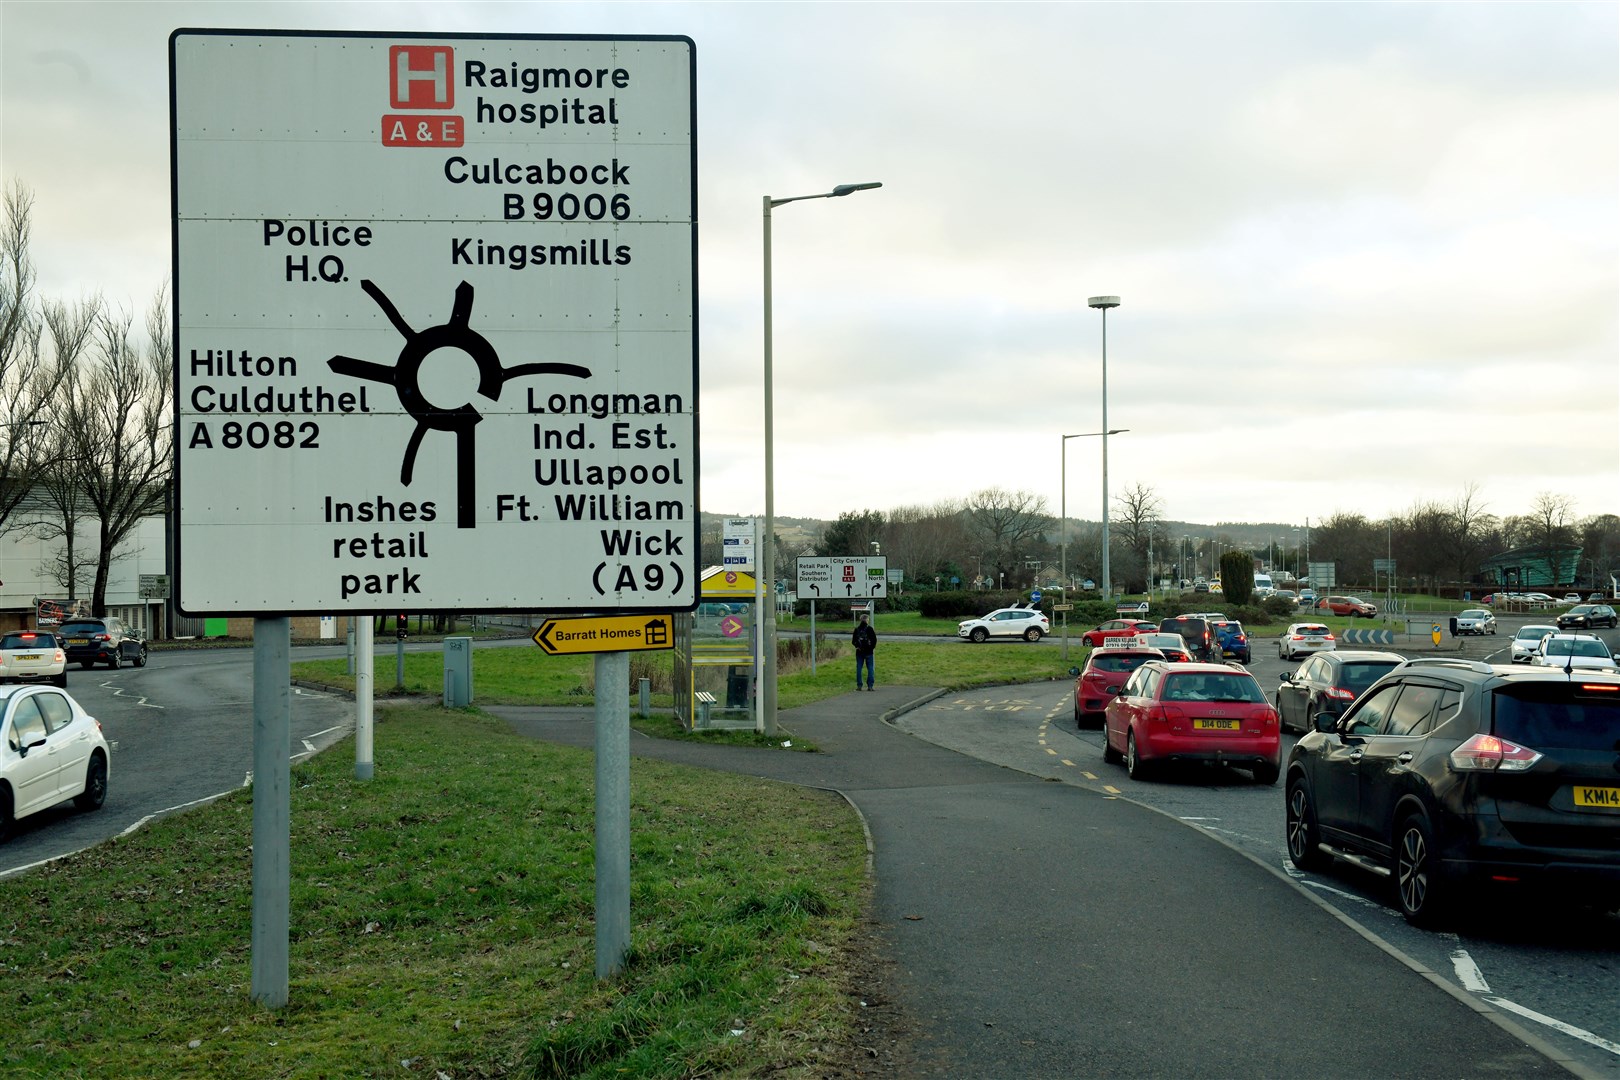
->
<box><xmin>1449</xmin><ymin>733</ymin><xmax>1542</xmax><ymax>773</ymax></box>
<box><xmin>1324</xmin><ymin>686</ymin><xmax>1356</xmax><ymax>701</ymax></box>
<box><xmin>1578</xmin><ymin>684</ymin><xmax>1619</xmax><ymax>693</ymax></box>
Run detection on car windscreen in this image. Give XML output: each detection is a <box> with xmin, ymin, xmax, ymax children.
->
<box><xmin>1338</xmin><ymin>662</ymin><xmax>1400</xmax><ymax>693</ymax></box>
<box><xmin>1089</xmin><ymin>654</ymin><xmax>1157</xmax><ymax>674</ymax></box>
<box><xmin>1460</xmin><ymin>611</ymin><xmax>1488</xmax><ymax>619</ymax></box>
<box><xmin>1515</xmin><ymin>627</ymin><xmax>1554</xmax><ymax>641</ymax></box>
<box><xmin>1492</xmin><ymin>684</ymin><xmax>1620</xmax><ymax>751</ymax></box>
<box><xmin>1164</xmin><ymin>674</ymin><xmax>1264</xmax><ymax>703</ymax></box>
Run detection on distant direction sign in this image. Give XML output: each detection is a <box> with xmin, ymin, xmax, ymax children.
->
<box><xmin>170</xmin><ymin>30</ymin><xmax>697</xmax><ymax>615</ymax></box>
<box><xmin>795</xmin><ymin>556</ymin><xmax>888</xmax><ymax>599</ymax></box>
<box><xmin>533</xmin><ymin>614</ymin><xmax>674</xmax><ymax>655</ymax></box>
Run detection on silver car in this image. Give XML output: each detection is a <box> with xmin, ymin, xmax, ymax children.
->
<box><xmin>1454</xmin><ymin>609</ymin><xmax>1496</xmax><ymax>635</ymax></box>
<box><xmin>1529</xmin><ymin>634</ymin><xmax>1619</xmax><ymax>673</ymax></box>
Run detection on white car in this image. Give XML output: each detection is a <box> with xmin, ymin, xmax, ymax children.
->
<box><xmin>1510</xmin><ymin>624</ymin><xmax>1558</xmax><ymax>663</ymax></box>
<box><xmin>958</xmin><ymin>607</ymin><xmax>1050</xmax><ymax>643</ymax></box>
<box><xmin>1132</xmin><ymin>632</ymin><xmax>1193</xmax><ymax>659</ymax></box>
<box><xmin>1</xmin><ymin>684</ymin><xmax>109</xmax><ymax>836</ymax></box>
<box><xmin>1278</xmin><ymin>622</ymin><xmax>1336</xmax><ymax>660</ymax></box>
<box><xmin>0</xmin><ymin>631</ymin><xmax>68</xmax><ymax>687</ymax></box>
<box><xmin>1454</xmin><ymin>609</ymin><xmax>1496</xmax><ymax>636</ymax></box>
<box><xmin>1563</xmin><ymin>593</ymin><xmax>1582</xmax><ymax>604</ymax></box>
<box><xmin>1529</xmin><ymin>634</ymin><xmax>1619</xmax><ymax>673</ymax></box>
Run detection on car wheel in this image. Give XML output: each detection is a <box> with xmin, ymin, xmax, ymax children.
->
<box><xmin>1396</xmin><ymin>812</ymin><xmax>1450</xmax><ymax>927</ymax></box>
<box><xmin>969</xmin><ymin>627</ymin><xmax>988</xmax><ymax>643</ymax></box>
<box><xmin>0</xmin><ymin>787</ymin><xmax>12</xmax><ymax>843</ymax></box>
<box><xmin>74</xmin><ymin>754</ymin><xmax>108</xmax><ymax>812</ymax></box>
<box><xmin>1252</xmin><ymin>761</ymin><xmax>1279</xmax><ymax>785</ymax></box>
<box><xmin>133</xmin><ymin>644</ymin><xmax>148</xmax><ymax>668</ymax></box>
<box><xmin>1125</xmin><ymin>730</ymin><xmax>1150</xmax><ymax>780</ymax></box>
<box><xmin>107</xmin><ymin>649</ymin><xmax>120</xmax><ymax>670</ymax></box>
<box><xmin>1023</xmin><ymin>628</ymin><xmax>1041</xmax><ymax>643</ymax></box>
<box><xmin>1276</xmin><ymin>694</ymin><xmax>1293</xmax><ymax>735</ymax></box>
<box><xmin>1103</xmin><ymin>729</ymin><xmax>1123</xmax><ymax>765</ymax></box>
<box><xmin>52</xmin><ymin>673</ymin><xmax>66</xmax><ymax>689</ymax></box>
<box><xmin>1285</xmin><ymin>779</ymin><xmax>1329</xmax><ymax>871</ymax></box>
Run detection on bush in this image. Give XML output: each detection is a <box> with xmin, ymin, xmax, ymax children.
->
<box><xmin>917</xmin><ymin>591</ymin><xmax>1026</xmax><ymax>619</ymax></box>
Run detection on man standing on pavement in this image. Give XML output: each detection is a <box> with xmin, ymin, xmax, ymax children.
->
<box><xmin>852</xmin><ymin>613</ymin><xmax>877</xmax><ymax>691</ymax></box>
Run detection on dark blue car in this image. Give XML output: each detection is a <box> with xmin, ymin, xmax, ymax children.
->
<box><xmin>1212</xmin><ymin>620</ymin><xmax>1250</xmax><ymax>664</ymax></box>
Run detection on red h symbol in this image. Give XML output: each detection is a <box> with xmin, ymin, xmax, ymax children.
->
<box><xmin>390</xmin><ymin>46</ymin><xmax>454</xmax><ymax>109</ymax></box>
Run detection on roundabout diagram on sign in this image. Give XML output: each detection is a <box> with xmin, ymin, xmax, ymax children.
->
<box><xmin>328</xmin><ymin>278</ymin><xmax>591</xmax><ymax>527</ymax></box>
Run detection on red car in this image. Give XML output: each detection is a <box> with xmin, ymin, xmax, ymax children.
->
<box><xmin>1102</xmin><ymin>661</ymin><xmax>1281</xmax><ymax>784</ymax></box>
<box><xmin>1081</xmin><ymin>619</ymin><xmax>1158</xmax><ymax>647</ymax></box>
<box><xmin>1315</xmin><ymin>595</ymin><xmax>1377</xmax><ymax>618</ymax></box>
<box><xmin>1074</xmin><ymin>642</ymin><xmax>1165</xmax><ymax>729</ymax></box>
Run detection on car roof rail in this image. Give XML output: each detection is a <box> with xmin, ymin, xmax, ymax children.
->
<box><xmin>1395</xmin><ymin>657</ymin><xmax>1494</xmax><ymax>674</ymax></box>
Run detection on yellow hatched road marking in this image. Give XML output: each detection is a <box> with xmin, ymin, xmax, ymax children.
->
<box><xmin>1104</xmin><ymin>785</ymin><xmax>1121</xmax><ymax>794</ymax></box>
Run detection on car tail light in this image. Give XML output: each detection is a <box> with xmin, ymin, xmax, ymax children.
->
<box><xmin>1449</xmin><ymin>733</ymin><xmax>1543</xmax><ymax>773</ymax></box>
<box><xmin>1324</xmin><ymin>685</ymin><xmax>1356</xmax><ymax>701</ymax></box>
<box><xmin>53</xmin><ymin>648</ymin><xmax>65</xmax><ymax>662</ymax></box>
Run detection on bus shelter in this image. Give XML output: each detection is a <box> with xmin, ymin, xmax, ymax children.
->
<box><xmin>673</xmin><ymin>567</ymin><xmax>757</xmax><ymax>730</ymax></box>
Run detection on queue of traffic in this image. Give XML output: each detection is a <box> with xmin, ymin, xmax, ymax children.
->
<box><xmin>1069</xmin><ymin>606</ymin><xmax>1620</xmax><ymax>929</ymax></box>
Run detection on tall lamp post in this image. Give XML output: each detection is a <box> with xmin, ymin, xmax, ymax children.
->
<box><xmin>761</xmin><ymin>182</ymin><xmax>882</xmax><ymax>737</ymax></box>
<box><xmin>1087</xmin><ymin>296</ymin><xmax>1121</xmax><ymax>596</ymax></box>
<box><xmin>1060</xmin><ymin>428</ymin><xmax>1126</xmax><ymax>660</ymax></box>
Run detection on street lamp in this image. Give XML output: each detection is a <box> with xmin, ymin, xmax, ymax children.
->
<box><xmin>761</xmin><ymin>181</ymin><xmax>882</xmax><ymax>737</ymax></box>
<box><xmin>1060</xmin><ymin>428</ymin><xmax>1126</xmax><ymax>660</ymax></box>
<box><xmin>1087</xmin><ymin>295</ymin><xmax>1121</xmax><ymax>596</ymax></box>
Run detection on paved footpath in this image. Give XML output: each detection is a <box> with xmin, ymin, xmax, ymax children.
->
<box><xmin>490</xmin><ymin>686</ymin><xmax>1581</xmax><ymax>1079</ymax></box>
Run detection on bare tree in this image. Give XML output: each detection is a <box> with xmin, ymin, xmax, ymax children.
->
<box><xmin>963</xmin><ymin>487</ymin><xmax>1050</xmax><ymax>585</ymax></box>
<box><xmin>60</xmin><ymin>290</ymin><xmax>173</xmax><ymax>614</ymax></box>
<box><xmin>0</xmin><ymin>180</ymin><xmax>89</xmax><ymax>533</ymax></box>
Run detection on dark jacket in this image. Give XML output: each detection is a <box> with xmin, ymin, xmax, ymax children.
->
<box><xmin>852</xmin><ymin>623</ymin><xmax>877</xmax><ymax>655</ymax></box>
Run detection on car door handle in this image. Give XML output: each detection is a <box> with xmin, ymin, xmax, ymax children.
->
<box><xmin>1348</xmin><ymin>749</ymin><xmax>1363</xmax><ymax>762</ymax></box>
<box><xmin>1396</xmin><ymin>752</ymin><xmax>1413</xmax><ymax>764</ymax></box>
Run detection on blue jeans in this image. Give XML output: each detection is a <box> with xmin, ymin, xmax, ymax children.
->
<box><xmin>855</xmin><ymin>653</ymin><xmax>874</xmax><ymax>688</ymax></box>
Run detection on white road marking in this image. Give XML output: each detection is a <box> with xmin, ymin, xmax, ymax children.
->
<box><xmin>1484</xmin><ymin>996</ymin><xmax>1620</xmax><ymax>1056</ymax></box>
<box><xmin>1451</xmin><ymin>949</ymin><xmax>1491</xmax><ymax>992</ymax></box>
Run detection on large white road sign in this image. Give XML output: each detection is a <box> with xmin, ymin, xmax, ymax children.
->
<box><xmin>170</xmin><ymin>30</ymin><xmax>696</xmax><ymax>614</ymax></box>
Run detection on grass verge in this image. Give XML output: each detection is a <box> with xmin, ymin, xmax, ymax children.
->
<box><xmin>293</xmin><ymin>637</ymin><xmax>1081</xmax><ymax>710</ymax></box>
<box><xmin>2</xmin><ymin>705</ymin><xmax>869</xmax><ymax>1079</ymax></box>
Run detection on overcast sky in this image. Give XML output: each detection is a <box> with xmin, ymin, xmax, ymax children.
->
<box><xmin>3</xmin><ymin>1</ymin><xmax>1615</xmax><ymax>530</ymax></box>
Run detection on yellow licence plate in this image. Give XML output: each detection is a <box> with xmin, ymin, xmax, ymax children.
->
<box><xmin>1573</xmin><ymin>786</ymin><xmax>1620</xmax><ymax>809</ymax></box>
<box><xmin>14</xmin><ymin>653</ymin><xmax>38</xmax><ymax>661</ymax></box>
<box><xmin>1193</xmin><ymin>719</ymin><xmax>1241</xmax><ymax>731</ymax></box>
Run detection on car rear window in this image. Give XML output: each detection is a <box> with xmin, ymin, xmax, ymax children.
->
<box><xmin>60</xmin><ymin>621</ymin><xmax>105</xmax><ymax>633</ymax></box>
<box><xmin>1163</xmin><ymin>673</ymin><xmax>1264</xmax><ymax>703</ymax></box>
<box><xmin>1492</xmin><ymin>684</ymin><xmax>1620</xmax><ymax>751</ymax></box>
<box><xmin>1297</xmin><ymin>625</ymin><xmax>1329</xmax><ymax>636</ymax></box>
<box><xmin>1542</xmin><ymin>639</ymin><xmax>1610</xmax><ymax>658</ymax></box>
<box><xmin>1</xmin><ymin>633</ymin><xmax>47</xmax><ymax>649</ymax></box>
<box><xmin>1339</xmin><ymin>662</ymin><xmax>1400</xmax><ymax>693</ymax></box>
<box><xmin>1089</xmin><ymin>653</ymin><xmax>1157</xmax><ymax>674</ymax></box>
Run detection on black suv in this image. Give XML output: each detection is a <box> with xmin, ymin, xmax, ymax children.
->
<box><xmin>58</xmin><ymin>616</ymin><xmax>148</xmax><ymax>670</ymax></box>
<box><xmin>1284</xmin><ymin>658</ymin><xmax>1620</xmax><ymax>926</ymax></box>
<box><xmin>1162</xmin><ymin>615</ymin><xmax>1217</xmax><ymax>662</ymax></box>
